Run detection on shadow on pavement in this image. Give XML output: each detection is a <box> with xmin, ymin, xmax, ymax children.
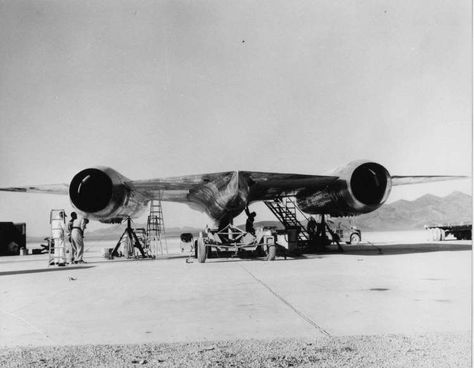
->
<box><xmin>91</xmin><ymin>254</ymin><xmax>190</xmax><ymax>264</ymax></box>
<box><xmin>0</xmin><ymin>265</ymin><xmax>95</xmax><ymax>276</ymax></box>
<box><xmin>304</xmin><ymin>242</ymin><xmax>472</xmax><ymax>257</ymax></box>
<box><xmin>200</xmin><ymin>242</ymin><xmax>471</xmax><ymax>263</ymax></box>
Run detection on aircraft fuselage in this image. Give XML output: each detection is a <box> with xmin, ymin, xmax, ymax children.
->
<box><xmin>187</xmin><ymin>171</ymin><xmax>249</xmax><ymax>226</ymax></box>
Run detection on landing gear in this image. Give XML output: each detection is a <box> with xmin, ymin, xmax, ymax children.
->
<box><xmin>310</xmin><ymin>214</ymin><xmax>344</xmax><ymax>252</ymax></box>
<box><xmin>265</xmin><ymin>244</ymin><xmax>276</xmax><ymax>261</ymax></box>
<box><xmin>196</xmin><ymin>237</ymin><xmax>208</xmax><ymax>263</ymax></box>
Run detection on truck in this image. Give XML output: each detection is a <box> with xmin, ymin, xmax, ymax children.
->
<box><xmin>0</xmin><ymin>222</ymin><xmax>26</xmax><ymax>255</ymax></box>
<box><xmin>330</xmin><ymin>220</ymin><xmax>362</xmax><ymax>245</ymax></box>
<box><xmin>425</xmin><ymin>223</ymin><xmax>472</xmax><ymax>241</ymax></box>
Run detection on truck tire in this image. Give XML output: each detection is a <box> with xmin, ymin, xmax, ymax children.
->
<box><xmin>197</xmin><ymin>238</ymin><xmax>207</xmax><ymax>263</ymax></box>
<box><xmin>440</xmin><ymin>229</ymin><xmax>445</xmax><ymax>241</ymax></box>
<box><xmin>432</xmin><ymin>228</ymin><xmax>445</xmax><ymax>241</ymax></box>
<box><xmin>349</xmin><ymin>233</ymin><xmax>361</xmax><ymax>245</ymax></box>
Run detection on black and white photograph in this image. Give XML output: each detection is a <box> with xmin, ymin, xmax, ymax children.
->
<box><xmin>0</xmin><ymin>1</ymin><xmax>471</xmax><ymax>367</ymax></box>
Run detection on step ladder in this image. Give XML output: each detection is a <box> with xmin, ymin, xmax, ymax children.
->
<box><xmin>146</xmin><ymin>195</ymin><xmax>168</xmax><ymax>256</ymax></box>
<box><xmin>48</xmin><ymin>209</ymin><xmax>67</xmax><ymax>266</ymax></box>
<box><xmin>264</xmin><ymin>197</ymin><xmax>310</xmax><ymax>244</ymax></box>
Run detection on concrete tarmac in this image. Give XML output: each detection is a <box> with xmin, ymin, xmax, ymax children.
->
<box><xmin>0</xmin><ymin>240</ymin><xmax>471</xmax><ymax>348</ymax></box>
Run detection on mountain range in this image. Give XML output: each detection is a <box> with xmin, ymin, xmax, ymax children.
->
<box><xmin>83</xmin><ymin>191</ymin><xmax>471</xmax><ymax>240</ymax></box>
<box><xmin>352</xmin><ymin>191</ymin><xmax>472</xmax><ymax>231</ymax></box>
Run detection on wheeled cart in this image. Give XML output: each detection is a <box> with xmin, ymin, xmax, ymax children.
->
<box><xmin>194</xmin><ymin>224</ymin><xmax>280</xmax><ymax>263</ymax></box>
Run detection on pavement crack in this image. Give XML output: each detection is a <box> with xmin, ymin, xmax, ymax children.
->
<box><xmin>0</xmin><ymin>309</ymin><xmax>56</xmax><ymax>344</ymax></box>
<box><xmin>240</xmin><ymin>265</ymin><xmax>331</xmax><ymax>337</ymax></box>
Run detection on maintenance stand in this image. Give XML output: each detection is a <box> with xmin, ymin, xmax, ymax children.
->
<box><xmin>264</xmin><ymin>197</ymin><xmax>360</xmax><ymax>252</ymax></box>
<box><xmin>110</xmin><ymin>217</ymin><xmax>147</xmax><ymax>258</ymax></box>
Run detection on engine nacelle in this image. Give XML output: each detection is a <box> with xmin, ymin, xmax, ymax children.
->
<box><xmin>297</xmin><ymin>160</ymin><xmax>392</xmax><ymax>216</ymax></box>
<box><xmin>69</xmin><ymin>166</ymin><xmax>146</xmax><ymax>222</ymax></box>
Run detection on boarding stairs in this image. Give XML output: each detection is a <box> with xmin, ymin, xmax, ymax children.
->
<box><xmin>146</xmin><ymin>196</ymin><xmax>168</xmax><ymax>256</ymax></box>
<box><xmin>264</xmin><ymin>197</ymin><xmax>310</xmax><ymax>244</ymax></box>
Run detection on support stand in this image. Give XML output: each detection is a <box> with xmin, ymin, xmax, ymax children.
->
<box><xmin>314</xmin><ymin>214</ymin><xmax>343</xmax><ymax>252</ymax></box>
<box><xmin>111</xmin><ymin>217</ymin><xmax>147</xmax><ymax>258</ymax></box>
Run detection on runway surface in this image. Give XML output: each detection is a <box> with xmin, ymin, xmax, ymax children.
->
<box><xmin>0</xmin><ymin>239</ymin><xmax>470</xmax><ymax>348</ymax></box>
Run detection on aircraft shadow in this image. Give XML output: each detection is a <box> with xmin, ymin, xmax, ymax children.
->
<box><xmin>0</xmin><ymin>265</ymin><xmax>95</xmax><ymax>276</ymax></box>
<box><xmin>303</xmin><ymin>242</ymin><xmax>472</xmax><ymax>257</ymax></box>
<box><xmin>97</xmin><ymin>254</ymin><xmax>191</xmax><ymax>264</ymax></box>
<box><xmin>203</xmin><ymin>242</ymin><xmax>471</xmax><ymax>263</ymax></box>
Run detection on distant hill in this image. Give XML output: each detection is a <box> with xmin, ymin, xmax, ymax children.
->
<box><xmin>85</xmin><ymin>224</ymin><xmax>202</xmax><ymax>241</ymax></box>
<box><xmin>236</xmin><ymin>221</ymin><xmax>284</xmax><ymax>231</ymax></box>
<box><xmin>349</xmin><ymin>191</ymin><xmax>472</xmax><ymax>231</ymax></box>
<box><xmin>83</xmin><ymin>220</ymin><xmax>284</xmax><ymax>241</ymax></box>
<box><xmin>82</xmin><ymin>191</ymin><xmax>472</xmax><ymax>239</ymax></box>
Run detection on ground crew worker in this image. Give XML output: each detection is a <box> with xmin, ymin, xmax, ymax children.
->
<box><xmin>245</xmin><ymin>207</ymin><xmax>256</xmax><ymax>236</ymax></box>
<box><xmin>314</xmin><ymin>217</ymin><xmax>327</xmax><ymax>251</ymax></box>
<box><xmin>307</xmin><ymin>216</ymin><xmax>317</xmax><ymax>241</ymax></box>
<box><xmin>71</xmin><ymin>215</ymin><xmax>88</xmax><ymax>264</ymax></box>
<box><xmin>327</xmin><ymin>226</ymin><xmax>343</xmax><ymax>252</ymax></box>
<box><xmin>67</xmin><ymin>212</ymin><xmax>77</xmax><ymax>263</ymax></box>
<box><xmin>51</xmin><ymin>211</ymin><xmax>67</xmax><ymax>266</ymax></box>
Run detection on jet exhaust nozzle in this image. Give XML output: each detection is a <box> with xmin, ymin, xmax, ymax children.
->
<box><xmin>69</xmin><ymin>168</ymin><xmax>114</xmax><ymax>213</ymax></box>
<box><xmin>297</xmin><ymin>160</ymin><xmax>392</xmax><ymax>216</ymax></box>
<box><xmin>68</xmin><ymin>167</ymin><xmax>143</xmax><ymax>221</ymax></box>
<box><xmin>349</xmin><ymin>162</ymin><xmax>391</xmax><ymax>206</ymax></box>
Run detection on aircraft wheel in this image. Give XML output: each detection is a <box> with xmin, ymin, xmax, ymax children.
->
<box><xmin>349</xmin><ymin>233</ymin><xmax>361</xmax><ymax>245</ymax></box>
<box><xmin>197</xmin><ymin>238</ymin><xmax>207</xmax><ymax>263</ymax></box>
<box><xmin>266</xmin><ymin>244</ymin><xmax>276</xmax><ymax>261</ymax></box>
<box><xmin>255</xmin><ymin>246</ymin><xmax>266</xmax><ymax>258</ymax></box>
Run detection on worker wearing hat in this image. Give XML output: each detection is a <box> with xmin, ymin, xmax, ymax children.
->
<box><xmin>70</xmin><ymin>214</ymin><xmax>88</xmax><ymax>264</ymax></box>
<box><xmin>67</xmin><ymin>212</ymin><xmax>77</xmax><ymax>263</ymax></box>
<box><xmin>51</xmin><ymin>210</ymin><xmax>67</xmax><ymax>266</ymax></box>
<box><xmin>245</xmin><ymin>207</ymin><xmax>256</xmax><ymax>236</ymax></box>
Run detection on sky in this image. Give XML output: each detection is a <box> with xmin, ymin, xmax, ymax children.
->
<box><xmin>0</xmin><ymin>0</ymin><xmax>471</xmax><ymax>236</ymax></box>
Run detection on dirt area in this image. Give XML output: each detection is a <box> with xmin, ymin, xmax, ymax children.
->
<box><xmin>0</xmin><ymin>334</ymin><xmax>470</xmax><ymax>368</ymax></box>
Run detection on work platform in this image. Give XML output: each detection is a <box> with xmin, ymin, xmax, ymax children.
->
<box><xmin>264</xmin><ymin>197</ymin><xmax>362</xmax><ymax>252</ymax></box>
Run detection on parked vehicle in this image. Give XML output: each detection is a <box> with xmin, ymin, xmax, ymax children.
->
<box><xmin>425</xmin><ymin>223</ymin><xmax>472</xmax><ymax>241</ymax></box>
<box><xmin>333</xmin><ymin>221</ymin><xmax>362</xmax><ymax>245</ymax></box>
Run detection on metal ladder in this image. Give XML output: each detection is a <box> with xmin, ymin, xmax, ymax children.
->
<box><xmin>264</xmin><ymin>197</ymin><xmax>310</xmax><ymax>243</ymax></box>
<box><xmin>146</xmin><ymin>195</ymin><xmax>168</xmax><ymax>256</ymax></box>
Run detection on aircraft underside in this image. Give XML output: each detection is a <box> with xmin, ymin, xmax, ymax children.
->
<box><xmin>65</xmin><ymin>160</ymin><xmax>393</xmax><ymax>226</ymax></box>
